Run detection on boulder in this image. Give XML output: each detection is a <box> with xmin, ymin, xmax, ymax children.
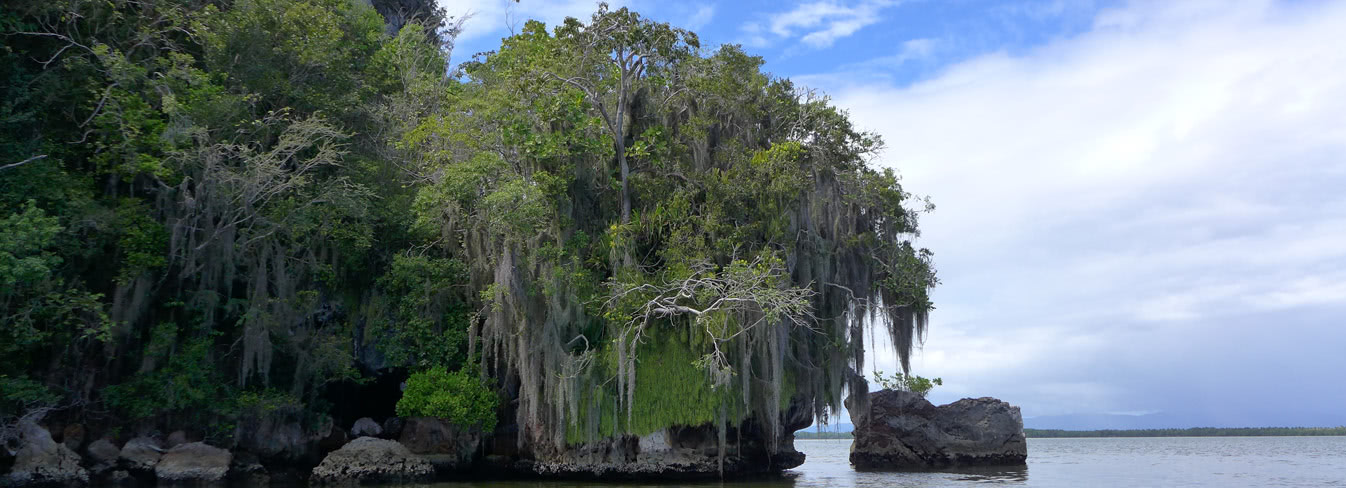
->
<box><xmin>165</xmin><ymin>431</ymin><xmax>189</xmax><ymax>449</ymax></box>
<box><xmin>2</xmin><ymin>418</ymin><xmax>88</xmax><ymax>486</ymax></box>
<box><xmin>234</xmin><ymin>410</ymin><xmax>332</xmax><ymax>463</ymax></box>
<box><xmin>105</xmin><ymin>470</ymin><xmax>130</xmax><ymax>484</ymax></box>
<box><xmin>380</xmin><ymin>418</ymin><xmax>403</xmax><ymax>440</ymax></box>
<box><xmin>397</xmin><ymin>417</ymin><xmax>479</xmax><ymax>470</ymax></box>
<box><xmin>154</xmin><ymin>442</ymin><xmax>232</xmax><ymax>483</ymax></box>
<box><xmin>59</xmin><ymin>424</ymin><xmax>85</xmax><ymax>451</ymax></box>
<box><xmin>86</xmin><ymin>438</ymin><xmax>121</xmax><ymax>475</ymax></box>
<box><xmin>848</xmin><ymin>389</ymin><xmax>1027</xmax><ymax>470</ymax></box>
<box><xmin>318</xmin><ymin>426</ymin><xmax>348</xmax><ymax>455</ymax></box>
<box><xmin>86</xmin><ymin>438</ymin><xmax>120</xmax><ymax>464</ymax></box>
<box><xmin>118</xmin><ymin>436</ymin><xmax>163</xmax><ymax>471</ymax></box>
<box><xmin>350</xmin><ymin>418</ymin><xmax>382</xmax><ymax>438</ymax></box>
<box><xmin>310</xmin><ymin>437</ymin><xmax>432</xmax><ymax>484</ymax></box>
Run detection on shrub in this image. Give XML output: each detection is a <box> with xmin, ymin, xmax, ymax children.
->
<box><xmin>395</xmin><ymin>368</ymin><xmax>497</xmax><ymax>431</ymax></box>
<box><xmin>873</xmin><ymin>370</ymin><xmax>943</xmax><ymax>398</ymax></box>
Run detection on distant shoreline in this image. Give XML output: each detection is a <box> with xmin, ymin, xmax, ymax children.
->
<box><xmin>795</xmin><ymin>427</ymin><xmax>1346</xmax><ymax>439</ymax></box>
<box><xmin>1024</xmin><ymin>427</ymin><xmax>1346</xmax><ymax>437</ymax></box>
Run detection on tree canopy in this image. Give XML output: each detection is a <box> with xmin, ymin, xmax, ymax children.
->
<box><xmin>0</xmin><ymin>0</ymin><xmax>936</xmax><ymax>460</ymax></box>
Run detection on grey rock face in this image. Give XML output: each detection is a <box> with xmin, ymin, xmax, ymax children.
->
<box><xmin>398</xmin><ymin>418</ymin><xmax>478</xmax><ymax>458</ymax></box>
<box><xmin>1</xmin><ymin>419</ymin><xmax>89</xmax><ymax>487</ymax></box>
<box><xmin>165</xmin><ymin>431</ymin><xmax>188</xmax><ymax>449</ymax></box>
<box><xmin>310</xmin><ymin>437</ymin><xmax>433</xmax><ymax>484</ymax></box>
<box><xmin>85</xmin><ymin>438</ymin><xmax>121</xmax><ymax>475</ymax></box>
<box><xmin>86</xmin><ymin>438</ymin><xmax>120</xmax><ymax>464</ymax></box>
<box><xmin>234</xmin><ymin>410</ymin><xmax>332</xmax><ymax>462</ymax></box>
<box><xmin>59</xmin><ymin>424</ymin><xmax>85</xmax><ymax>451</ymax></box>
<box><xmin>504</xmin><ymin>398</ymin><xmax>815</xmax><ymax>479</ymax></box>
<box><xmin>849</xmin><ymin>389</ymin><xmax>1027</xmax><ymax>470</ymax></box>
<box><xmin>379</xmin><ymin>417</ymin><xmax>403</xmax><ymax>440</ymax></box>
<box><xmin>154</xmin><ymin>442</ymin><xmax>232</xmax><ymax>483</ymax></box>
<box><xmin>521</xmin><ymin>416</ymin><xmax>809</xmax><ymax>479</ymax></box>
<box><xmin>118</xmin><ymin>436</ymin><xmax>163</xmax><ymax>472</ymax></box>
<box><xmin>350</xmin><ymin>418</ymin><xmax>382</xmax><ymax>438</ymax></box>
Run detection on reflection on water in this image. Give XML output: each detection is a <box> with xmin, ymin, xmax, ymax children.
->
<box><xmin>947</xmin><ymin>465</ymin><xmax>1029</xmax><ymax>483</ymax></box>
<box><xmin>418</xmin><ymin>437</ymin><xmax>1346</xmax><ymax>488</ymax></box>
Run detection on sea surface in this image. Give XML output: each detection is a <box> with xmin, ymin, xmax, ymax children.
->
<box><xmin>426</xmin><ymin>436</ymin><xmax>1346</xmax><ymax>487</ymax></box>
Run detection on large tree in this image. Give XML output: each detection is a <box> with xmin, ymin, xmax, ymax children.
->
<box><xmin>408</xmin><ymin>12</ymin><xmax>938</xmax><ymax>461</ymax></box>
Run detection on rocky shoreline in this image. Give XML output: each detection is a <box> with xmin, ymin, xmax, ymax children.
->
<box><xmin>1</xmin><ymin>414</ymin><xmax>805</xmax><ymax>486</ymax></box>
<box><xmin>4</xmin><ymin>391</ymin><xmax>1028</xmax><ymax>485</ymax></box>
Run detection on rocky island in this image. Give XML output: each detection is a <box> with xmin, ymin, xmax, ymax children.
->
<box><xmin>0</xmin><ymin>0</ymin><xmax>947</xmax><ymax>485</ymax></box>
<box><xmin>849</xmin><ymin>390</ymin><xmax>1028</xmax><ymax>470</ymax></box>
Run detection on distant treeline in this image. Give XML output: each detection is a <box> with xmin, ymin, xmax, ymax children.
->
<box><xmin>1025</xmin><ymin>427</ymin><xmax>1346</xmax><ymax>438</ymax></box>
<box><xmin>796</xmin><ymin>427</ymin><xmax>1346</xmax><ymax>439</ymax></box>
<box><xmin>795</xmin><ymin>431</ymin><xmax>854</xmax><ymax>439</ymax></box>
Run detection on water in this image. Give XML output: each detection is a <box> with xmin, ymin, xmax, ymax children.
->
<box><xmin>426</xmin><ymin>437</ymin><xmax>1346</xmax><ymax>487</ymax></box>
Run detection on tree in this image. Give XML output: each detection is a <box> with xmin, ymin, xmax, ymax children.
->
<box><xmin>549</xmin><ymin>3</ymin><xmax>699</xmax><ymax>224</ymax></box>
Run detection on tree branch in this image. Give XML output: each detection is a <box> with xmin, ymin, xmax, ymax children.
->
<box><xmin>0</xmin><ymin>155</ymin><xmax>48</xmax><ymax>172</ymax></box>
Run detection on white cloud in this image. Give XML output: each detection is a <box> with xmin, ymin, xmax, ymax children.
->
<box><xmin>815</xmin><ymin>0</ymin><xmax>1346</xmax><ymax>418</ymax></box>
<box><xmin>740</xmin><ymin>0</ymin><xmax>900</xmax><ymax>49</ymax></box>
<box><xmin>685</xmin><ymin>4</ymin><xmax>715</xmax><ymax>31</ymax></box>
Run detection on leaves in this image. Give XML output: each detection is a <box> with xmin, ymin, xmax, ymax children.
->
<box><xmin>396</xmin><ymin>368</ymin><xmax>498</xmax><ymax>431</ymax></box>
<box><xmin>873</xmin><ymin>370</ymin><xmax>943</xmax><ymax>398</ymax></box>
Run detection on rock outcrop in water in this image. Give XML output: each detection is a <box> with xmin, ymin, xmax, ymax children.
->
<box><xmin>310</xmin><ymin>437</ymin><xmax>433</xmax><ymax>484</ymax></box>
<box><xmin>517</xmin><ymin>425</ymin><xmax>805</xmax><ymax>479</ymax></box>
<box><xmin>509</xmin><ymin>400</ymin><xmax>814</xmax><ymax>479</ymax></box>
<box><xmin>154</xmin><ymin>442</ymin><xmax>232</xmax><ymax>483</ymax></box>
<box><xmin>2</xmin><ymin>419</ymin><xmax>88</xmax><ymax>487</ymax></box>
<box><xmin>849</xmin><ymin>389</ymin><xmax>1027</xmax><ymax>470</ymax></box>
<box><xmin>1</xmin><ymin>402</ymin><xmax>816</xmax><ymax>485</ymax></box>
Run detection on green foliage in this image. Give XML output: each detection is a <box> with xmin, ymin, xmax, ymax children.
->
<box><xmin>114</xmin><ymin>199</ymin><xmax>168</xmax><ymax>282</ymax></box>
<box><xmin>0</xmin><ymin>375</ymin><xmax>60</xmax><ymax>415</ymax></box>
<box><xmin>565</xmin><ymin>329</ymin><xmax>742</xmax><ymax>443</ymax></box>
<box><xmin>396</xmin><ymin>369</ymin><xmax>498</xmax><ymax>431</ymax></box>
<box><xmin>0</xmin><ymin>200</ymin><xmax>62</xmax><ymax>289</ymax></box>
<box><xmin>102</xmin><ymin>333</ymin><xmax>232</xmax><ymax>420</ymax></box>
<box><xmin>369</xmin><ymin>254</ymin><xmax>471</xmax><ymax>369</ymax></box>
<box><xmin>873</xmin><ymin>371</ymin><xmax>943</xmax><ymax>398</ymax></box>
<box><xmin>1</xmin><ymin>0</ymin><xmax>937</xmax><ymax>457</ymax></box>
<box><xmin>0</xmin><ymin>200</ymin><xmax>111</xmax><ymax>370</ymax></box>
<box><xmin>200</xmin><ymin>0</ymin><xmax>386</xmax><ymax>114</ymax></box>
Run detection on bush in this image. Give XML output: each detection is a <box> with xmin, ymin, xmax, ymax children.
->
<box><xmin>873</xmin><ymin>370</ymin><xmax>942</xmax><ymax>398</ymax></box>
<box><xmin>395</xmin><ymin>369</ymin><xmax>497</xmax><ymax>431</ymax></box>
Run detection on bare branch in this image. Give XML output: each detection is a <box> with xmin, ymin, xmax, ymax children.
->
<box><xmin>0</xmin><ymin>154</ymin><xmax>48</xmax><ymax>172</ymax></box>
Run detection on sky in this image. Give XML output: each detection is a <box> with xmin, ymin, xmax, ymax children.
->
<box><xmin>438</xmin><ymin>0</ymin><xmax>1346</xmax><ymax>429</ymax></box>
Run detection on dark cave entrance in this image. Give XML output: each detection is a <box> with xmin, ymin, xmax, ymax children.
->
<box><xmin>322</xmin><ymin>367</ymin><xmax>407</xmax><ymax>428</ymax></box>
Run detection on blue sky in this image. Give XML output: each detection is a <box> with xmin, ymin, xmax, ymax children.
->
<box><xmin>440</xmin><ymin>0</ymin><xmax>1346</xmax><ymax>429</ymax></box>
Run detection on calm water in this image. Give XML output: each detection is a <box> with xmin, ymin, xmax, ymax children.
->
<box><xmin>426</xmin><ymin>437</ymin><xmax>1346</xmax><ymax>487</ymax></box>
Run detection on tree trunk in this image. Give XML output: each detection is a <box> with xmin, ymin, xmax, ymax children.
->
<box><xmin>619</xmin><ymin>145</ymin><xmax>630</xmax><ymax>224</ymax></box>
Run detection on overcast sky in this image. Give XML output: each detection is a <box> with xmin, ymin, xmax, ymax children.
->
<box><xmin>441</xmin><ymin>0</ymin><xmax>1346</xmax><ymax>428</ymax></box>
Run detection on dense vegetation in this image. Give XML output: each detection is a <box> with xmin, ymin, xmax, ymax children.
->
<box><xmin>0</xmin><ymin>0</ymin><xmax>936</xmax><ymax>459</ymax></box>
<box><xmin>1024</xmin><ymin>427</ymin><xmax>1346</xmax><ymax>438</ymax></box>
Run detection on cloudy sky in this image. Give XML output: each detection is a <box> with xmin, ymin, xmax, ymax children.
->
<box><xmin>441</xmin><ymin>0</ymin><xmax>1346</xmax><ymax>429</ymax></box>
